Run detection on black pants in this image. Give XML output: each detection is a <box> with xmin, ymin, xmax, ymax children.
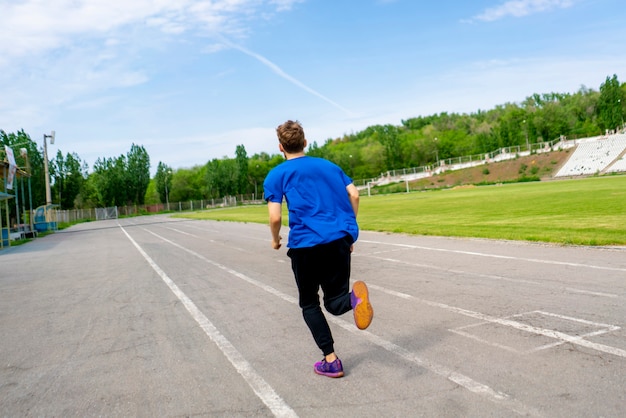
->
<box><xmin>287</xmin><ymin>235</ymin><xmax>353</xmax><ymax>356</ymax></box>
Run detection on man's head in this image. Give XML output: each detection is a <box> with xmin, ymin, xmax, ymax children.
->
<box><xmin>276</xmin><ymin>120</ymin><xmax>307</xmax><ymax>154</ymax></box>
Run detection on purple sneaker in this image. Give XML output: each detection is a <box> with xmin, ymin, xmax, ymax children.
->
<box><xmin>314</xmin><ymin>358</ymin><xmax>344</xmax><ymax>378</ymax></box>
<box><xmin>351</xmin><ymin>281</ymin><xmax>373</xmax><ymax>330</ymax></box>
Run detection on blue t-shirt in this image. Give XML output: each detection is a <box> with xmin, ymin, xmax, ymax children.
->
<box><xmin>263</xmin><ymin>156</ymin><xmax>359</xmax><ymax>248</ymax></box>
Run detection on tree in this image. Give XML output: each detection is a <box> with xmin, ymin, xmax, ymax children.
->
<box><xmin>495</xmin><ymin>103</ymin><xmax>527</xmax><ymax>148</ymax></box>
<box><xmin>89</xmin><ymin>144</ymin><xmax>150</xmax><ymax>207</ymax></box>
<box><xmin>205</xmin><ymin>159</ymin><xmax>222</xmax><ymax>199</ymax></box>
<box><xmin>216</xmin><ymin>159</ymin><xmax>238</xmax><ymax>196</ymax></box>
<box><xmin>91</xmin><ymin>155</ymin><xmax>128</xmax><ymax>206</ymax></box>
<box><xmin>126</xmin><ymin>143</ymin><xmax>151</xmax><ymax>205</ymax></box>
<box><xmin>76</xmin><ymin>174</ymin><xmax>98</xmax><ymax>208</ymax></box>
<box><xmin>0</xmin><ymin>130</ymin><xmax>46</xmax><ymax>209</ymax></box>
<box><xmin>52</xmin><ymin>151</ymin><xmax>86</xmax><ymax>209</ymax></box>
<box><xmin>371</xmin><ymin>124</ymin><xmax>402</xmax><ymax>170</ymax></box>
<box><xmin>597</xmin><ymin>74</ymin><xmax>623</xmax><ymax>131</ymax></box>
<box><xmin>235</xmin><ymin>144</ymin><xmax>248</xmax><ymax>194</ymax></box>
<box><xmin>248</xmin><ymin>156</ymin><xmax>270</xmax><ymax>199</ymax></box>
<box><xmin>168</xmin><ymin>166</ymin><xmax>205</xmax><ymax>202</ymax></box>
<box><xmin>143</xmin><ymin>179</ymin><xmax>160</xmax><ymax>205</ymax></box>
<box><xmin>534</xmin><ymin>100</ymin><xmax>572</xmax><ymax>142</ymax></box>
<box><xmin>155</xmin><ymin>162</ymin><xmax>173</xmax><ymax>204</ymax></box>
<box><xmin>306</xmin><ymin>141</ymin><xmax>326</xmax><ymax>158</ymax></box>
<box><xmin>563</xmin><ymin>86</ymin><xmax>601</xmax><ymax>137</ymax></box>
<box><xmin>0</xmin><ymin>130</ymin><xmax>49</xmax><ymax>228</ymax></box>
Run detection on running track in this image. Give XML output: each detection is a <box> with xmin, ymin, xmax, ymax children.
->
<box><xmin>1</xmin><ymin>215</ymin><xmax>625</xmax><ymax>417</ymax></box>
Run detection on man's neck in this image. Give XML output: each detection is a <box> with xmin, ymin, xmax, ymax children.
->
<box><xmin>284</xmin><ymin>151</ymin><xmax>306</xmax><ymax>160</ymax></box>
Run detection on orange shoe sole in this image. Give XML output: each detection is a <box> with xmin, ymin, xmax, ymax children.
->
<box><xmin>352</xmin><ymin>281</ymin><xmax>373</xmax><ymax>330</ymax></box>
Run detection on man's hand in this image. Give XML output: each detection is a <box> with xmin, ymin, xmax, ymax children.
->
<box><xmin>272</xmin><ymin>236</ymin><xmax>282</xmax><ymax>250</ymax></box>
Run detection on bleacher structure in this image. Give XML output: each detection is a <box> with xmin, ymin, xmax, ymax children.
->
<box><xmin>359</xmin><ymin>133</ymin><xmax>626</xmax><ymax>190</ymax></box>
<box><xmin>555</xmin><ymin>134</ymin><xmax>626</xmax><ymax>177</ymax></box>
<box><xmin>605</xmin><ymin>154</ymin><xmax>626</xmax><ymax>173</ymax></box>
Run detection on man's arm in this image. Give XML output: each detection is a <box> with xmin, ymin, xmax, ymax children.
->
<box><xmin>267</xmin><ymin>201</ymin><xmax>283</xmax><ymax>250</ymax></box>
<box><xmin>346</xmin><ymin>183</ymin><xmax>360</xmax><ymax>217</ymax></box>
<box><xmin>346</xmin><ymin>183</ymin><xmax>360</xmax><ymax>253</ymax></box>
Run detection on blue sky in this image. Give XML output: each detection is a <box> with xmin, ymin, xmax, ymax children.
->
<box><xmin>2</xmin><ymin>0</ymin><xmax>625</xmax><ymax>173</ymax></box>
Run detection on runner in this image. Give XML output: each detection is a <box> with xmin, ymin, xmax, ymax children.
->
<box><xmin>264</xmin><ymin>120</ymin><xmax>374</xmax><ymax>378</ymax></box>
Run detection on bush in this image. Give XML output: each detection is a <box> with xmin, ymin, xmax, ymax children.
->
<box><xmin>517</xmin><ymin>176</ymin><xmax>540</xmax><ymax>183</ymax></box>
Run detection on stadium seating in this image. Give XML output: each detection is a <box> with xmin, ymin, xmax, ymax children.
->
<box><xmin>555</xmin><ymin>134</ymin><xmax>626</xmax><ymax>177</ymax></box>
<box><xmin>358</xmin><ymin>134</ymin><xmax>626</xmax><ymax>190</ymax></box>
<box><xmin>605</xmin><ymin>152</ymin><xmax>626</xmax><ymax>173</ymax></box>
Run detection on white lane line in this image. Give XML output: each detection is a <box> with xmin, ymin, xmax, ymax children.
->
<box><xmin>164</xmin><ymin>227</ymin><xmax>199</xmax><ymax>237</ymax></box>
<box><xmin>159</xmin><ymin>225</ymin><xmax>252</xmax><ymax>253</ymax></box>
<box><xmin>448</xmin><ymin>329</ymin><xmax>523</xmax><ymax>354</ymax></box>
<box><xmin>142</xmin><ymin>229</ymin><xmax>298</xmax><ymax>303</ymax></box>
<box><xmin>368</xmin><ymin>254</ymin><xmax>542</xmax><ymax>285</ymax></box>
<box><xmin>450</xmin><ymin>311</ymin><xmax>620</xmax><ymax>354</ymax></box>
<box><xmin>178</xmin><ymin>224</ymin><xmax>222</xmax><ymax>233</ymax></box>
<box><xmin>359</xmin><ymin>240</ymin><xmax>626</xmax><ymax>273</ymax></box>
<box><xmin>366</xmin><ymin>255</ymin><xmax>620</xmax><ymax>299</ymax></box>
<box><xmin>527</xmin><ymin>327</ymin><xmax>620</xmax><ymax>353</ymax></box>
<box><xmin>326</xmin><ymin>315</ymin><xmax>549</xmax><ymax>418</ymax></box>
<box><xmin>369</xmin><ymin>284</ymin><xmax>626</xmax><ymax>359</ymax></box>
<box><xmin>179</xmin><ymin>223</ymin><xmax>270</xmax><ymax>243</ymax></box>
<box><xmin>565</xmin><ymin>288</ymin><xmax>619</xmax><ymax>298</ymax></box>
<box><xmin>120</xmin><ymin>226</ymin><xmax>298</xmax><ymax>418</ymax></box>
<box><xmin>142</xmin><ymin>229</ymin><xmax>544</xmax><ymax>416</ymax></box>
<box><xmin>532</xmin><ymin>310</ymin><xmax>619</xmax><ymax>329</ymax></box>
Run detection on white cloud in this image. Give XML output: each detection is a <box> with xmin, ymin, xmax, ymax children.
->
<box><xmin>0</xmin><ymin>0</ymin><xmax>302</xmax><ymax>143</ymax></box>
<box><xmin>470</xmin><ymin>0</ymin><xmax>576</xmax><ymax>22</ymax></box>
<box><xmin>0</xmin><ymin>0</ymin><xmax>301</xmax><ymax>63</ymax></box>
<box><xmin>269</xmin><ymin>0</ymin><xmax>304</xmax><ymax>12</ymax></box>
<box><xmin>1</xmin><ymin>1</ymin><xmax>164</xmax><ymax>58</ymax></box>
<box><xmin>220</xmin><ymin>37</ymin><xmax>357</xmax><ymax>116</ymax></box>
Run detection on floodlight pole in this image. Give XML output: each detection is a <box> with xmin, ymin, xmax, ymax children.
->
<box><xmin>522</xmin><ymin>119</ymin><xmax>530</xmax><ymax>155</ymax></box>
<box><xmin>619</xmin><ymin>99</ymin><xmax>624</xmax><ymax>131</ymax></box>
<box><xmin>165</xmin><ymin>170</ymin><xmax>172</xmax><ymax>211</ymax></box>
<box><xmin>43</xmin><ymin>131</ymin><xmax>55</xmax><ymax>206</ymax></box>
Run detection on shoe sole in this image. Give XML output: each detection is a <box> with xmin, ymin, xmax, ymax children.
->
<box><xmin>313</xmin><ymin>368</ymin><xmax>344</xmax><ymax>378</ymax></box>
<box><xmin>352</xmin><ymin>281</ymin><xmax>373</xmax><ymax>330</ymax></box>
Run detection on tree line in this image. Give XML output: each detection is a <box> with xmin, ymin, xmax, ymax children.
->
<box><xmin>2</xmin><ymin>74</ymin><xmax>625</xmax><ymax>216</ymax></box>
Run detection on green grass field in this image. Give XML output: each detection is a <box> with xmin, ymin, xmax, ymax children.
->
<box><xmin>177</xmin><ymin>175</ymin><xmax>626</xmax><ymax>246</ymax></box>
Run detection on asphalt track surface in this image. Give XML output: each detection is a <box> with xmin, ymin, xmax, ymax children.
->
<box><xmin>1</xmin><ymin>215</ymin><xmax>625</xmax><ymax>417</ymax></box>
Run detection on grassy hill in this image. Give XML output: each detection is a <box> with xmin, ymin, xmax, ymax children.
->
<box><xmin>373</xmin><ymin>149</ymin><xmax>575</xmax><ymax>194</ymax></box>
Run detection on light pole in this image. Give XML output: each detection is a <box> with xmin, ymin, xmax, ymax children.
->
<box><xmin>20</xmin><ymin>148</ymin><xmax>34</xmax><ymax>232</ymax></box>
<box><xmin>434</xmin><ymin>137</ymin><xmax>439</xmax><ymax>166</ymax></box>
<box><xmin>254</xmin><ymin>164</ymin><xmax>259</xmax><ymax>200</ymax></box>
<box><xmin>619</xmin><ymin>99</ymin><xmax>624</xmax><ymax>131</ymax></box>
<box><xmin>165</xmin><ymin>170</ymin><xmax>172</xmax><ymax>211</ymax></box>
<box><xmin>522</xmin><ymin>120</ymin><xmax>529</xmax><ymax>153</ymax></box>
<box><xmin>43</xmin><ymin>131</ymin><xmax>55</xmax><ymax>205</ymax></box>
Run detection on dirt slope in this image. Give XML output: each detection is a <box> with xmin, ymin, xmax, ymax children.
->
<box><xmin>409</xmin><ymin>149</ymin><xmax>573</xmax><ymax>190</ymax></box>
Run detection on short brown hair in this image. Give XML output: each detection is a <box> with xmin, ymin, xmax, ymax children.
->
<box><xmin>276</xmin><ymin>120</ymin><xmax>306</xmax><ymax>153</ymax></box>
